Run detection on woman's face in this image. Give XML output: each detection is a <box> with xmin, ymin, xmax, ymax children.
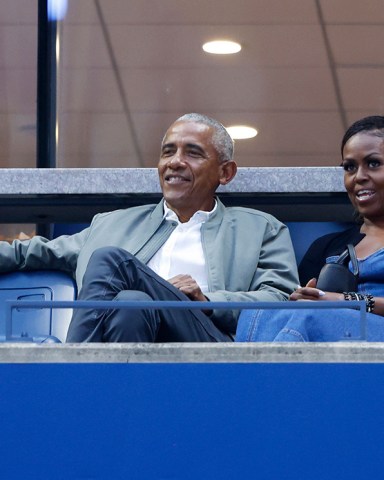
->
<box><xmin>342</xmin><ymin>131</ymin><xmax>384</xmax><ymax>220</ymax></box>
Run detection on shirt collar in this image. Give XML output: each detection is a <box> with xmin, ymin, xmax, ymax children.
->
<box><xmin>163</xmin><ymin>200</ymin><xmax>217</xmax><ymax>225</ymax></box>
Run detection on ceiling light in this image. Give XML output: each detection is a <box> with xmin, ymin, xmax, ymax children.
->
<box><xmin>202</xmin><ymin>40</ymin><xmax>242</xmax><ymax>55</ymax></box>
<box><xmin>226</xmin><ymin>125</ymin><xmax>258</xmax><ymax>140</ymax></box>
<box><xmin>48</xmin><ymin>0</ymin><xmax>68</xmax><ymax>20</ymax></box>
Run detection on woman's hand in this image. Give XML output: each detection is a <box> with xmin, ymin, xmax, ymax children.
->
<box><xmin>289</xmin><ymin>278</ymin><xmax>344</xmax><ymax>302</ymax></box>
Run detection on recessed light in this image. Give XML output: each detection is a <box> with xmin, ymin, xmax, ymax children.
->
<box><xmin>226</xmin><ymin>125</ymin><xmax>258</xmax><ymax>140</ymax></box>
<box><xmin>48</xmin><ymin>0</ymin><xmax>68</xmax><ymax>20</ymax></box>
<box><xmin>202</xmin><ymin>40</ymin><xmax>242</xmax><ymax>55</ymax></box>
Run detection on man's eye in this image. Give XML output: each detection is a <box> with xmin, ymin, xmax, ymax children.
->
<box><xmin>161</xmin><ymin>149</ymin><xmax>173</xmax><ymax>157</ymax></box>
<box><xmin>188</xmin><ymin>150</ymin><xmax>203</xmax><ymax>157</ymax></box>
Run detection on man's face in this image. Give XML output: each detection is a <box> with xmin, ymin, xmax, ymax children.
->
<box><xmin>158</xmin><ymin>120</ymin><xmax>227</xmax><ymax>221</ymax></box>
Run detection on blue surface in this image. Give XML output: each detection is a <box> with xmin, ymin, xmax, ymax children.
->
<box><xmin>286</xmin><ymin>221</ymin><xmax>353</xmax><ymax>264</ymax></box>
<box><xmin>0</xmin><ymin>271</ymin><xmax>76</xmax><ymax>343</ymax></box>
<box><xmin>0</xmin><ymin>363</ymin><xmax>383</xmax><ymax>479</ymax></box>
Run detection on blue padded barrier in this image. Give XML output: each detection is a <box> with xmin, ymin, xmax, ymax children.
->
<box><xmin>286</xmin><ymin>221</ymin><xmax>354</xmax><ymax>264</ymax></box>
<box><xmin>0</xmin><ymin>219</ymin><xmax>359</xmax><ymax>343</ymax></box>
<box><xmin>0</xmin><ymin>271</ymin><xmax>76</xmax><ymax>343</ymax></box>
<box><xmin>6</xmin><ymin>299</ymin><xmax>368</xmax><ymax>342</ymax></box>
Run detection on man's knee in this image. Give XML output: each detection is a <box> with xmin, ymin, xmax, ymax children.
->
<box><xmin>114</xmin><ymin>290</ymin><xmax>153</xmax><ymax>302</ymax></box>
<box><xmin>104</xmin><ymin>291</ymin><xmax>158</xmax><ymax>341</ymax></box>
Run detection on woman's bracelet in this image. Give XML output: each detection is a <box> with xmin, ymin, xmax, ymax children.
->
<box><xmin>343</xmin><ymin>292</ymin><xmax>375</xmax><ymax>313</ymax></box>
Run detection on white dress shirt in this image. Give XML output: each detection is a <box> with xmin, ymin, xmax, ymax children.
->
<box><xmin>147</xmin><ymin>202</ymin><xmax>217</xmax><ymax>293</ymax></box>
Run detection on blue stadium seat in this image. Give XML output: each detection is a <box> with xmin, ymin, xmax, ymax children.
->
<box><xmin>0</xmin><ymin>271</ymin><xmax>77</xmax><ymax>343</ymax></box>
<box><xmin>286</xmin><ymin>221</ymin><xmax>353</xmax><ymax>264</ymax></box>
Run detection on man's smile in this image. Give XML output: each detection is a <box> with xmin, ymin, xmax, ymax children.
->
<box><xmin>164</xmin><ymin>174</ymin><xmax>190</xmax><ymax>184</ymax></box>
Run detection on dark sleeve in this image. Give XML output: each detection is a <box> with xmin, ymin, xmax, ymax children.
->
<box><xmin>298</xmin><ymin>226</ymin><xmax>364</xmax><ymax>285</ymax></box>
<box><xmin>298</xmin><ymin>235</ymin><xmax>333</xmax><ymax>285</ymax></box>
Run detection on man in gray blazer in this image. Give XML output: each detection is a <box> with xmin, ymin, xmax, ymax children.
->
<box><xmin>1</xmin><ymin>113</ymin><xmax>298</xmax><ymax>342</ymax></box>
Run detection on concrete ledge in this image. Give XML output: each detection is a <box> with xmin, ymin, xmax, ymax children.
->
<box><xmin>0</xmin><ymin>167</ymin><xmax>352</xmax><ymax>222</ymax></box>
<box><xmin>0</xmin><ymin>167</ymin><xmax>344</xmax><ymax>194</ymax></box>
<box><xmin>1</xmin><ymin>342</ymin><xmax>384</xmax><ymax>363</ymax></box>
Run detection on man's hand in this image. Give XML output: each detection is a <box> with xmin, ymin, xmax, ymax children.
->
<box><xmin>168</xmin><ymin>274</ymin><xmax>207</xmax><ymax>302</ymax></box>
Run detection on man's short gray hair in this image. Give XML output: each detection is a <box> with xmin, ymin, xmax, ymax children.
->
<box><xmin>175</xmin><ymin>113</ymin><xmax>234</xmax><ymax>163</ymax></box>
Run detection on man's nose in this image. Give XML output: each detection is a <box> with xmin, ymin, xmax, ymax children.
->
<box><xmin>168</xmin><ymin>151</ymin><xmax>184</xmax><ymax>166</ymax></box>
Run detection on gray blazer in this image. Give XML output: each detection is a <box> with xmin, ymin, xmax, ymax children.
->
<box><xmin>0</xmin><ymin>198</ymin><xmax>298</xmax><ymax>332</ymax></box>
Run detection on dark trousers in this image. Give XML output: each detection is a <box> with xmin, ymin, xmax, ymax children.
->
<box><xmin>66</xmin><ymin>247</ymin><xmax>233</xmax><ymax>343</ymax></box>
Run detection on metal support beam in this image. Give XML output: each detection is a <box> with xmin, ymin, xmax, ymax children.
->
<box><xmin>36</xmin><ymin>0</ymin><xmax>58</xmax><ymax>238</ymax></box>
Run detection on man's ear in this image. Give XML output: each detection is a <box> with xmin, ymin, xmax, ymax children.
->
<box><xmin>219</xmin><ymin>161</ymin><xmax>237</xmax><ymax>185</ymax></box>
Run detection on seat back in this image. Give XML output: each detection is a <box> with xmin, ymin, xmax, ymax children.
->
<box><xmin>286</xmin><ymin>221</ymin><xmax>354</xmax><ymax>264</ymax></box>
<box><xmin>0</xmin><ymin>271</ymin><xmax>77</xmax><ymax>342</ymax></box>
